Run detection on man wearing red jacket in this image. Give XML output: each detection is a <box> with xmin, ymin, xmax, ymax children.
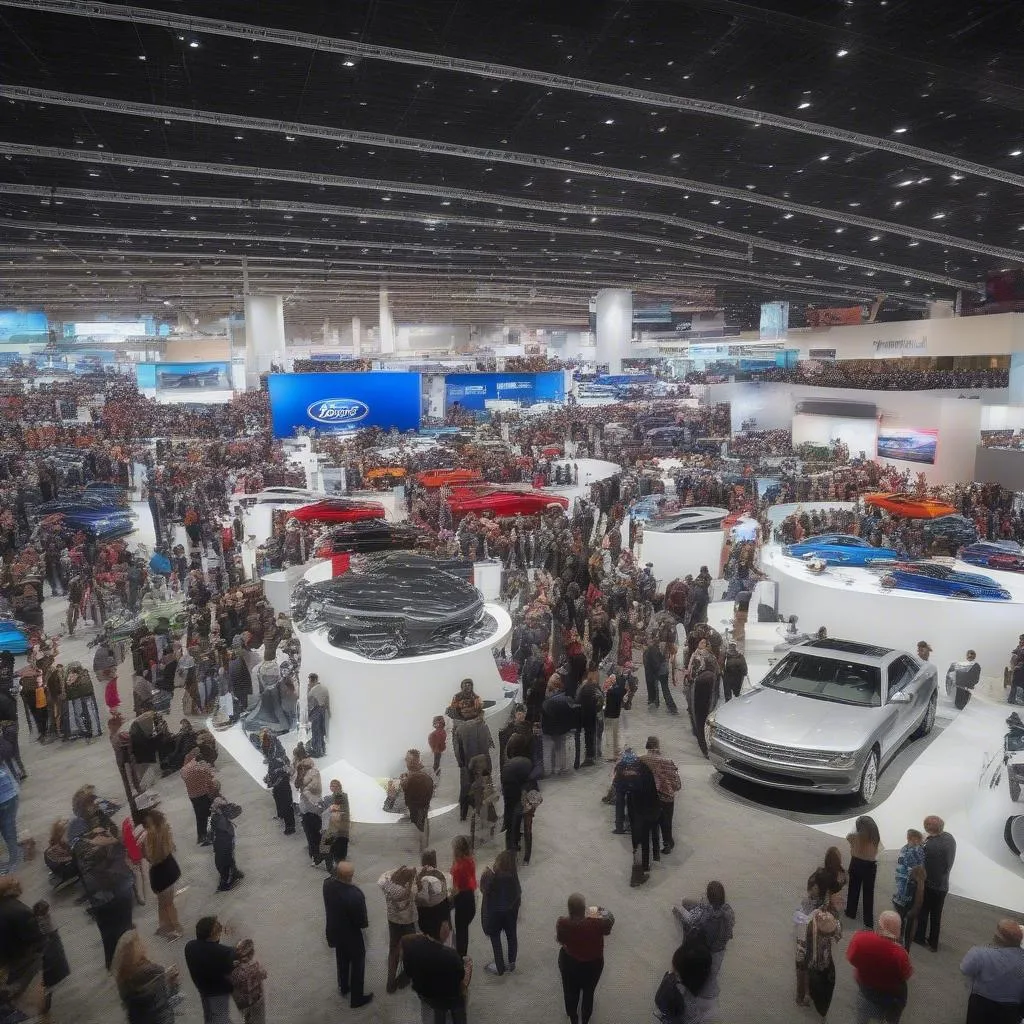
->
<box><xmin>847</xmin><ymin>910</ymin><xmax>913</xmax><ymax>1023</ymax></box>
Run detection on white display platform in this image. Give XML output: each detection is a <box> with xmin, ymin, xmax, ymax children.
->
<box><xmin>762</xmin><ymin>543</ymin><xmax>1024</xmax><ymax>680</ymax></box>
<box><xmin>812</xmin><ymin>694</ymin><xmax>1024</xmax><ymax>913</ymax></box>
<box><xmin>298</xmin><ymin>601</ymin><xmax>513</xmax><ymax>779</ymax></box>
<box><xmin>641</xmin><ymin>523</ymin><xmax>726</xmax><ymax>587</ymax></box>
<box><xmin>551</xmin><ymin>457</ymin><xmax>620</xmax><ymax>487</ymax></box>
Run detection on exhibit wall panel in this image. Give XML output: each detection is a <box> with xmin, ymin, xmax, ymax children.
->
<box><xmin>790</xmin><ymin>311</ymin><xmax>1023</xmax><ymax>360</ymax></box>
<box><xmin>791</xmin><ymin>412</ymin><xmax>877</xmax><ymax>460</ymax></box>
<box><xmin>974</xmin><ymin>446</ymin><xmax>1024</xmax><ymax>489</ymax></box>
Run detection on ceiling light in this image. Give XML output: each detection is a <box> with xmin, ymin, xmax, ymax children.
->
<box><xmin>234</xmin><ymin>135</ymin><xmax>243</xmax><ymax>140</ymax></box>
<box><xmin>836</xmin><ymin>48</ymin><xmax>849</xmax><ymax>57</ymax></box>
<box><xmin>819</xmin><ymin>154</ymin><xmax>830</xmax><ymax>161</ymax></box>
<box><xmin>893</xmin><ymin>127</ymin><xmax>908</xmax><ymax>133</ymax></box>
<box><xmin>783</xmin><ymin>213</ymin><xmax>794</xmax><ymax>219</ymax></box>
<box><xmin>1012</xmin><ymin>150</ymin><xmax>1023</xmax><ymax>157</ymax></box>
<box><xmin>931</xmin><ymin>212</ymin><xmax>946</xmax><ymax>219</ymax></box>
<box><xmin>710</xmin><ymin>199</ymin><xmax>720</xmax><ymax>205</ymax></box>
<box><xmin>798</xmin><ymin>102</ymin><xmax>811</xmax><ymax>109</ymax></box>
<box><xmin>162</xmin><ymin>300</ymin><xmax>171</xmax><ymax>306</ymax></box>
<box><xmin>188</xmin><ymin>40</ymin><xmax>199</xmax><ymax>48</ymax></box>
<box><xmin>138</xmin><ymin>55</ymin><xmax>146</xmax><ymax>61</ymax></box>
<box><xmin>897</xmin><ymin>179</ymin><xmax>914</xmax><ymax>186</ymax></box>
<box><xmin>835</xmin><ymin>228</ymin><xmax>845</xmax><ymax>233</ymax></box>
<box><xmin>590</xmin><ymin>217</ymin><xmax>598</xmax><ymax>222</ymax></box>
<box><xmin>657</xmin><ymin>126</ymin><xmax>667</xmax><ymax>133</ymax></box>
<box><xmin>870</xmin><ymin>235</ymin><xmax>880</xmax><ymax>241</ymax></box>
<box><xmin>382</xmin><ymin>196</ymin><xmax>391</xmax><ymax>201</ymax></box>
<box><xmin>342</xmin><ymin>60</ymin><xmax>355</xmax><ymax>67</ymax></box>
<box><xmin>604</xmin><ymin>119</ymin><xmax>614</xmax><ymax>125</ymax></box>
<box><xmin>917</xmin><ymin>177</ymin><xmax>931</xmax><ymax>183</ymax></box>
<box><xmin>950</xmin><ymin>173</ymin><xmax>964</xmax><ymax>180</ymax></box>
<box><xmin>284</xmin><ymin>135</ymin><xmax>295</xmax><ymax>141</ymax></box>
<box><xmin>893</xmin><ymin>200</ymin><xmax>903</xmax><ymax>206</ymax></box>
<box><xmin>909</xmin><ymin>241</ymin><xmax>919</xmax><ymax>246</ymax></box>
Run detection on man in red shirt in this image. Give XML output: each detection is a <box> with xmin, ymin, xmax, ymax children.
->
<box><xmin>846</xmin><ymin>910</ymin><xmax>913</xmax><ymax>1023</ymax></box>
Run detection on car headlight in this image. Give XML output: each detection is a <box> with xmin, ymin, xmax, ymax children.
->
<box><xmin>704</xmin><ymin>711</ymin><xmax>717</xmax><ymax>744</ymax></box>
<box><xmin>827</xmin><ymin>752</ymin><xmax>858</xmax><ymax>768</ymax></box>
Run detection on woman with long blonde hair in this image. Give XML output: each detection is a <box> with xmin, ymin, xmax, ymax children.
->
<box><xmin>111</xmin><ymin>929</ymin><xmax>178</xmax><ymax>1024</ymax></box>
<box><xmin>141</xmin><ymin>803</ymin><xmax>182</xmax><ymax>940</ymax></box>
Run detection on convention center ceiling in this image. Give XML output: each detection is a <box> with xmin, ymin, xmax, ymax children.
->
<box><xmin>0</xmin><ymin>0</ymin><xmax>1020</xmax><ymax>328</ymax></box>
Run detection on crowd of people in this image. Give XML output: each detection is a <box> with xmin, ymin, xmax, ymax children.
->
<box><xmin>0</xmin><ymin>360</ymin><xmax>1022</xmax><ymax>1024</ymax></box>
<box><xmin>687</xmin><ymin>362</ymin><xmax>1009</xmax><ymax>391</ymax></box>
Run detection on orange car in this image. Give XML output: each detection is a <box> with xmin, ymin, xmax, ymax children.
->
<box><xmin>863</xmin><ymin>492</ymin><xmax>956</xmax><ymax>519</ymax></box>
<box><xmin>415</xmin><ymin>468</ymin><xmax>483</xmax><ymax>488</ymax></box>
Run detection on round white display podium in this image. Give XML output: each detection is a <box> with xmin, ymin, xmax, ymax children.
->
<box><xmin>762</xmin><ymin>544</ymin><xmax>1024</xmax><ymax>676</ymax></box>
<box><xmin>640</xmin><ymin>521</ymin><xmax>725</xmax><ymax>588</ymax></box>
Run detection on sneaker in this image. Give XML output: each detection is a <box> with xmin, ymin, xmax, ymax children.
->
<box><xmin>485</xmin><ymin>963</ymin><xmax>503</xmax><ymax>976</ymax></box>
<box><xmin>508</xmin><ymin>963</ymin><xmax>516</xmax><ymax>973</ymax></box>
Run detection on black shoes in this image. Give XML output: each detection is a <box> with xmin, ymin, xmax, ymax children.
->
<box><xmin>352</xmin><ymin>995</ymin><xmax>374</xmax><ymax>1008</ymax></box>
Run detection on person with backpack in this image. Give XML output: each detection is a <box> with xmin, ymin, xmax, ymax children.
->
<box><xmin>615</xmin><ymin>749</ymin><xmax>661</xmax><ymax>887</ymax></box>
<box><xmin>720</xmin><ymin>642</ymin><xmax>748</xmax><ymax>702</ymax></box>
<box><xmin>672</xmin><ymin>881</ymin><xmax>735</xmax><ymax>981</ymax></box>
<box><xmin>654</xmin><ymin>935</ymin><xmax>719</xmax><ymax>1024</ymax></box>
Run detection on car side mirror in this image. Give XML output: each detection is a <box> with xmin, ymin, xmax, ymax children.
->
<box><xmin>889</xmin><ymin>691</ymin><xmax>912</xmax><ymax>705</ymax></box>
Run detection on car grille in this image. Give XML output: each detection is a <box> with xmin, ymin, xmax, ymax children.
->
<box><xmin>715</xmin><ymin>726</ymin><xmax>837</xmax><ymax>766</ymax></box>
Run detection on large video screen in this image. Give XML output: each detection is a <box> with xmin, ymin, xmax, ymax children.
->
<box><xmin>0</xmin><ymin>309</ymin><xmax>48</xmax><ymax>343</ymax></box>
<box><xmin>444</xmin><ymin>372</ymin><xmax>564</xmax><ymax>410</ymax></box>
<box><xmin>876</xmin><ymin>426</ymin><xmax>938</xmax><ymax>465</ymax></box>
<box><xmin>269</xmin><ymin>372</ymin><xmax>422</xmax><ymax>438</ymax></box>
<box><xmin>137</xmin><ymin>362</ymin><xmax>231</xmax><ymax>390</ymax></box>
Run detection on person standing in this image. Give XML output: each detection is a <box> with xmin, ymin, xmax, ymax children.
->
<box><xmin>845</xmin><ymin>815</ymin><xmax>882</xmax><ymax>929</ymax></box>
<box><xmin>914</xmin><ymin>815</ymin><xmax>956</xmax><ymax>952</ymax></box>
<box><xmin>480</xmin><ymin>850</ymin><xmax>521</xmax><ymax>976</ymax></box>
<box><xmin>400</xmin><ymin>749</ymin><xmax>435</xmax><ymax>854</ymax></box>
<box><xmin>184</xmin><ymin>916</ymin><xmax>236</xmax><ymax>1024</ymax></box>
<box><xmin>803</xmin><ymin>888</ymin><xmax>843</xmax><ymax>1023</ymax></box>
<box><xmin>499</xmin><ymin>735</ymin><xmax>534</xmax><ymax>852</ymax></box>
<box><xmin>891</xmin><ymin>829</ymin><xmax>926</xmax><ymax>950</ymax></box>
<box><xmin>541</xmin><ymin>677</ymin><xmax>574</xmax><ymax>776</ymax></box>
<box><xmin>180</xmin><ymin>746</ymin><xmax>217</xmax><ymax>846</ymax></box>
<box><xmin>378</xmin><ymin>865</ymin><xmax>417</xmax><ymax>994</ymax></box>
<box><xmin>76</xmin><ymin>824</ymin><xmax>136</xmax><ymax>969</ymax></box>
<box><xmin>323</xmin><ymin>862</ymin><xmax>373</xmax><ymax>1009</ymax></box>
<box><xmin>960</xmin><ymin>919</ymin><xmax>1024</xmax><ymax>1024</ymax></box>
<box><xmin>556</xmin><ymin>894</ymin><xmax>614</xmax><ymax>1024</ymax></box>
<box><xmin>601</xmin><ymin>673</ymin><xmax>626</xmax><ymax>762</ymax></box>
<box><xmin>229</xmin><ymin>938</ymin><xmax>268</xmax><ymax>1024</ymax></box>
<box><xmin>450</xmin><ymin>835</ymin><xmax>478</xmax><ymax>959</ymax></box>
<box><xmin>112</xmin><ymin>928</ymin><xmax>178</xmax><ymax>1024</ymax></box>
<box><xmin>720</xmin><ymin>642</ymin><xmax>748</xmax><ymax>702</ymax></box>
<box><xmin>847</xmin><ymin>911</ymin><xmax>913</xmax><ymax>1024</ymax></box>
<box><xmin>672</xmin><ymin>880</ymin><xmax>735</xmax><ymax>982</ymax></box>
<box><xmin>641</xmin><ymin>735</ymin><xmax>681</xmax><ymax>855</ymax></box>
<box><xmin>643</xmin><ymin>639</ymin><xmax>676</xmax><ymax>713</ymax></box>
<box><xmin>295</xmin><ymin>756</ymin><xmax>324</xmax><ymax>865</ymax></box>
<box><xmin>950</xmin><ymin>650</ymin><xmax>981</xmax><ymax>710</ymax></box>
<box><xmin>687</xmin><ymin>638</ymin><xmax>717</xmax><ymax>755</ymax></box>
<box><xmin>415</xmin><ymin>849</ymin><xmax>451</xmax><ymax>941</ymax></box>
<box><xmin>401</xmin><ymin>921</ymin><xmax>471</xmax><ymax>1024</ymax></box>
<box><xmin>208</xmin><ymin>781</ymin><xmax>244</xmax><ymax>892</ymax></box>
<box><xmin>307</xmin><ymin>673</ymin><xmax>330</xmax><ymax>758</ymax></box>
<box><xmin>0</xmin><ymin>764</ymin><xmax>20</xmax><ymax>875</ymax></box>
<box><xmin>139</xmin><ymin>796</ymin><xmax>182</xmax><ymax>941</ymax></box>
<box><xmin>575</xmin><ymin>666</ymin><xmax>603</xmax><ymax>768</ymax></box>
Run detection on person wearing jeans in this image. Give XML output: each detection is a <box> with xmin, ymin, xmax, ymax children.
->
<box><xmin>480</xmin><ymin>851</ymin><xmax>521</xmax><ymax>975</ymax></box>
<box><xmin>0</xmin><ymin>765</ymin><xmax>19</xmax><ymax>875</ymax></box>
<box><xmin>180</xmin><ymin>749</ymin><xmax>217</xmax><ymax>845</ymax></box>
<box><xmin>556</xmin><ymin>894</ymin><xmax>614</xmax><ymax>1024</ymax></box>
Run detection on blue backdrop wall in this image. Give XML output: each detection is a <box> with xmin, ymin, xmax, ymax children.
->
<box><xmin>269</xmin><ymin>372</ymin><xmax>422</xmax><ymax>437</ymax></box>
<box><xmin>444</xmin><ymin>372</ymin><xmax>564</xmax><ymax>410</ymax></box>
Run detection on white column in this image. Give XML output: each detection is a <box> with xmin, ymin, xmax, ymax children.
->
<box><xmin>351</xmin><ymin>316</ymin><xmax>361</xmax><ymax>357</ymax></box>
<box><xmin>378</xmin><ymin>287</ymin><xmax>395</xmax><ymax>355</ymax></box>
<box><xmin>594</xmin><ymin>288</ymin><xmax>633</xmax><ymax>374</ymax></box>
<box><xmin>244</xmin><ymin>294</ymin><xmax>285</xmax><ymax>389</ymax></box>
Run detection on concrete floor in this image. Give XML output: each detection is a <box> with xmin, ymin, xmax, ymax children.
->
<box><xmin>7</xmin><ymin>596</ymin><xmax>1015</xmax><ymax>1024</ymax></box>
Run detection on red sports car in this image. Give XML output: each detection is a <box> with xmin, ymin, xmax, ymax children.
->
<box><xmin>288</xmin><ymin>498</ymin><xmax>386</xmax><ymax>524</ymax></box>
<box><xmin>447</xmin><ymin>487</ymin><xmax>569</xmax><ymax>518</ymax></box>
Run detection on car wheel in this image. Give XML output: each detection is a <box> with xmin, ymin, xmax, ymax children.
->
<box><xmin>950</xmin><ymin>591</ymin><xmax>976</xmax><ymax>600</ymax></box>
<box><xmin>858</xmin><ymin>749</ymin><xmax>879</xmax><ymax>805</ymax></box>
<box><xmin>913</xmin><ymin>693</ymin><xmax>937</xmax><ymax>739</ymax></box>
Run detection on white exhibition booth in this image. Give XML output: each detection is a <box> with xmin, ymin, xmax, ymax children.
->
<box><xmin>641</xmin><ymin>524</ymin><xmax>726</xmax><ymax>589</ymax></box>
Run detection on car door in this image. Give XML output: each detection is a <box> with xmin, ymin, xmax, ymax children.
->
<box><xmin>883</xmin><ymin>655</ymin><xmax>923</xmax><ymax>755</ymax></box>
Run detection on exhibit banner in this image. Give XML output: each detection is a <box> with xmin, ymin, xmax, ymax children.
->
<box><xmin>806</xmin><ymin>306</ymin><xmax>862</xmax><ymax>328</ymax></box>
<box><xmin>876</xmin><ymin>426</ymin><xmax>939</xmax><ymax>464</ymax></box>
<box><xmin>137</xmin><ymin>361</ymin><xmax>231</xmax><ymax>390</ymax></box>
<box><xmin>444</xmin><ymin>371</ymin><xmax>564</xmax><ymax>410</ymax></box>
<box><xmin>0</xmin><ymin>309</ymin><xmax>48</xmax><ymax>343</ymax></box>
<box><xmin>269</xmin><ymin>371</ymin><xmax>422</xmax><ymax>437</ymax></box>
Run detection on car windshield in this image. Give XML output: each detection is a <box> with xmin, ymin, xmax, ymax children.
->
<box><xmin>761</xmin><ymin>653</ymin><xmax>881</xmax><ymax>707</ymax></box>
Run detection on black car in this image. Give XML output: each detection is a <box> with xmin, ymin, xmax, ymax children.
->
<box><xmin>291</xmin><ymin>563</ymin><xmax>485</xmax><ymax>659</ymax></box>
<box><xmin>921</xmin><ymin>515</ymin><xmax>979</xmax><ymax>547</ymax></box>
<box><xmin>352</xmin><ymin>550</ymin><xmax>475</xmax><ymax>584</ymax></box>
<box><xmin>313</xmin><ymin>519</ymin><xmax>425</xmax><ymax>557</ymax></box>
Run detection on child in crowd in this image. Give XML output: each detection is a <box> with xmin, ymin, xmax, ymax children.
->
<box><xmin>230</xmin><ymin>938</ymin><xmax>268</xmax><ymax>1024</ymax></box>
<box><xmin>892</xmin><ymin>828</ymin><xmax>926</xmax><ymax>949</ymax></box>
<box><xmin>33</xmin><ymin>900</ymin><xmax>70</xmax><ymax>1009</ymax></box>
<box><xmin>428</xmin><ymin>715</ymin><xmax>447</xmax><ymax>776</ymax></box>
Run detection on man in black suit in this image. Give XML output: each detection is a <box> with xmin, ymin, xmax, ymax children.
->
<box><xmin>323</xmin><ymin>861</ymin><xmax>373</xmax><ymax>1009</ymax></box>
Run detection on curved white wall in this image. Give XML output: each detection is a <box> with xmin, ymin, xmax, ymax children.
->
<box><xmin>641</xmin><ymin>525</ymin><xmax>725</xmax><ymax>585</ymax></box>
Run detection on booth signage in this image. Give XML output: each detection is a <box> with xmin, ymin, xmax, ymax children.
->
<box><xmin>872</xmin><ymin>336</ymin><xmax>927</xmax><ymax>355</ymax></box>
<box><xmin>269</xmin><ymin>372</ymin><xmax>422</xmax><ymax>437</ymax></box>
<box><xmin>444</xmin><ymin>372</ymin><xmax>564</xmax><ymax>409</ymax></box>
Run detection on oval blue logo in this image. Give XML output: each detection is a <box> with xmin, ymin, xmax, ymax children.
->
<box><xmin>306</xmin><ymin>398</ymin><xmax>370</xmax><ymax>425</ymax></box>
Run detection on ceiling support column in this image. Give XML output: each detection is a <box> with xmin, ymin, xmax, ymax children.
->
<box><xmin>378</xmin><ymin>286</ymin><xmax>395</xmax><ymax>355</ymax></box>
<box><xmin>594</xmin><ymin>288</ymin><xmax>632</xmax><ymax>374</ymax></box>
<box><xmin>244</xmin><ymin>293</ymin><xmax>285</xmax><ymax>389</ymax></box>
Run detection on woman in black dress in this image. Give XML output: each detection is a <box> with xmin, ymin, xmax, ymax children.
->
<box><xmin>140</xmin><ymin>800</ymin><xmax>182</xmax><ymax>941</ymax></box>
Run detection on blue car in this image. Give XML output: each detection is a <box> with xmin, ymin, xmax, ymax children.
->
<box><xmin>0</xmin><ymin>620</ymin><xmax>30</xmax><ymax>654</ymax></box>
<box><xmin>961</xmin><ymin>541</ymin><xmax>1024</xmax><ymax>572</ymax></box>
<box><xmin>880</xmin><ymin>563</ymin><xmax>1012</xmax><ymax>600</ymax></box>
<box><xmin>784</xmin><ymin>535</ymin><xmax>901</xmax><ymax>566</ymax></box>
<box><xmin>630</xmin><ymin>495</ymin><xmax>669</xmax><ymax>523</ymax></box>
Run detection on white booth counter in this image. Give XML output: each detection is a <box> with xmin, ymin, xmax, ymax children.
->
<box><xmin>762</xmin><ymin>543</ymin><xmax>1024</xmax><ymax>679</ymax></box>
<box><xmin>640</xmin><ymin>523</ymin><xmax>726</xmax><ymax>589</ymax></box>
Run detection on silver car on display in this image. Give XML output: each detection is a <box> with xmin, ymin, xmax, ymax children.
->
<box><xmin>706</xmin><ymin>638</ymin><xmax>939</xmax><ymax>803</ymax></box>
